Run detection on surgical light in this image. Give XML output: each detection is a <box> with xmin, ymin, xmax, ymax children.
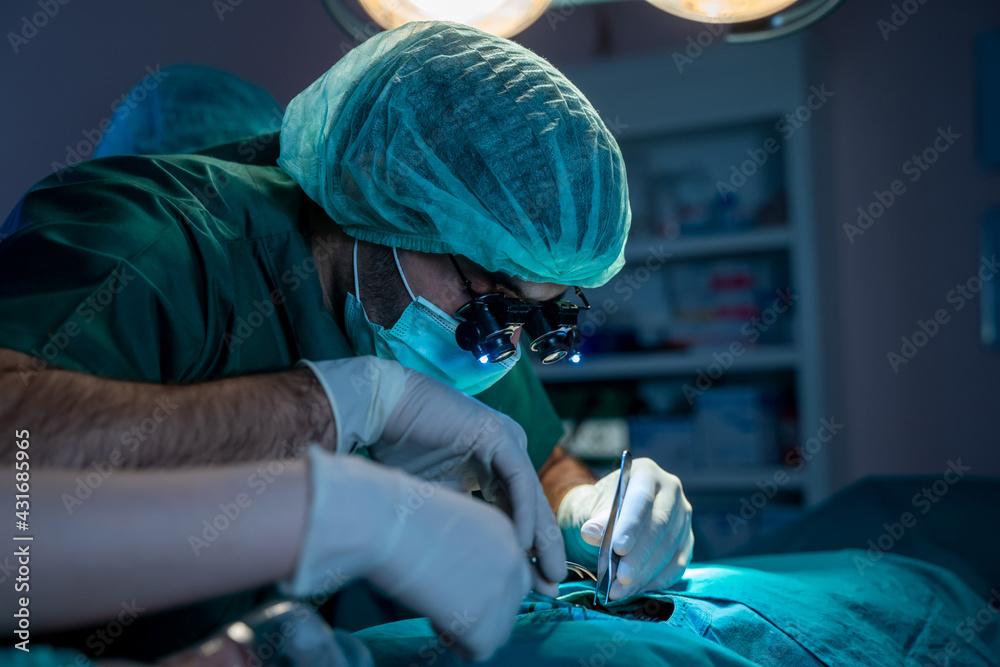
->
<box><xmin>357</xmin><ymin>0</ymin><xmax>552</xmax><ymax>38</ymax></box>
<box><xmin>322</xmin><ymin>0</ymin><xmax>844</xmax><ymax>44</ymax></box>
<box><xmin>643</xmin><ymin>0</ymin><xmax>798</xmax><ymax>24</ymax></box>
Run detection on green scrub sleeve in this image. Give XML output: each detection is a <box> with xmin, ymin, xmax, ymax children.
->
<box><xmin>0</xmin><ymin>168</ymin><xmax>221</xmax><ymax>383</ymax></box>
<box><xmin>474</xmin><ymin>355</ymin><xmax>565</xmax><ymax>472</ymax></box>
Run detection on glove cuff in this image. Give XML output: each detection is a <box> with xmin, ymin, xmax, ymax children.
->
<box><xmin>298</xmin><ymin>357</ymin><xmax>408</xmax><ymax>453</ymax></box>
<box><xmin>279</xmin><ymin>445</ymin><xmax>404</xmax><ymax>598</ymax></box>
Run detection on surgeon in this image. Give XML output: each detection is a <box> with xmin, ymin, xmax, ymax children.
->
<box><xmin>0</xmin><ymin>20</ymin><xmax>693</xmax><ymax>655</ymax></box>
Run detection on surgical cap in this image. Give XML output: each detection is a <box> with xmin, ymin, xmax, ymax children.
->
<box><xmin>95</xmin><ymin>65</ymin><xmax>283</xmax><ymax>157</ymax></box>
<box><xmin>279</xmin><ymin>22</ymin><xmax>630</xmax><ymax>288</ymax></box>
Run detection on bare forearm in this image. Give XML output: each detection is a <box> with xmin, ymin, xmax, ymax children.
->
<box><xmin>538</xmin><ymin>445</ymin><xmax>597</xmax><ymax>516</ymax></box>
<box><xmin>1</xmin><ymin>461</ymin><xmax>308</xmax><ymax>634</ymax></box>
<box><xmin>0</xmin><ymin>349</ymin><xmax>335</xmax><ymax>468</ymax></box>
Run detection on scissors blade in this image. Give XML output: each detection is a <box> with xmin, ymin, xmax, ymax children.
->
<box><xmin>595</xmin><ymin>450</ymin><xmax>632</xmax><ymax>605</ymax></box>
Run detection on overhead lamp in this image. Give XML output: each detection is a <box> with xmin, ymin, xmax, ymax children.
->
<box><xmin>352</xmin><ymin>0</ymin><xmax>551</xmax><ymax>38</ymax></box>
<box><xmin>322</xmin><ymin>0</ymin><xmax>843</xmax><ymax>43</ymax></box>
<box><xmin>720</xmin><ymin>0</ymin><xmax>845</xmax><ymax>42</ymax></box>
<box><xmin>642</xmin><ymin>0</ymin><xmax>798</xmax><ymax>24</ymax></box>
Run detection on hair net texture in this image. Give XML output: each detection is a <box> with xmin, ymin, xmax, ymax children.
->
<box><xmin>95</xmin><ymin>65</ymin><xmax>283</xmax><ymax>157</ymax></box>
<box><xmin>278</xmin><ymin>22</ymin><xmax>630</xmax><ymax>288</ymax></box>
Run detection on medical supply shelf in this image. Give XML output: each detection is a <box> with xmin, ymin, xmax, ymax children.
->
<box><xmin>623</xmin><ymin>228</ymin><xmax>793</xmax><ymax>262</ymax></box>
<box><xmin>546</xmin><ymin>36</ymin><xmax>833</xmax><ymax>557</ymax></box>
<box><xmin>532</xmin><ymin>346</ymin><xmax>798</xmax><ymax>382</ymax></box>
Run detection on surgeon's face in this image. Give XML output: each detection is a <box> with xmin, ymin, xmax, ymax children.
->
<box><xmin>363</xmin><ymin>245</ymin><xmax>569</xmax><ymax>348</ymax></box>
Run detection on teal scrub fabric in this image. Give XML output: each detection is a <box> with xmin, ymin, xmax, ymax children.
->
<box><xmin>0</xmin><ymin>134</ymin><xmax>564</xmax><ymax>659</ymax></box>
<box><xmin>355</xmin><ymin>551</ymin><xmax>1000</xmax><ymax>666</ymax></box>
<box><xmin>1</xmin><ymin>646</ymin><xmax>85</xmax><ymax>667</ymax></box>
<box><xmin>0</xmin><ymin>134</ymin><xmax>565</xmax><ymax>466</ymax></box>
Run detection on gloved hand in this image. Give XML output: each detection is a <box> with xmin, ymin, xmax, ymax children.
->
<box><xmin>300</xmin><ymin>356</ymin><xmax>566</xmax><ymax>595</ymax></box>
<box><xmin>557</xmin><ymin>457</ymin><xmax>694</xmax><ymax>600</ymax></box>
<box><xmin>283</xmin><ymin>446</ymin><xmax>531</xmax><ymax>662</ymax></box>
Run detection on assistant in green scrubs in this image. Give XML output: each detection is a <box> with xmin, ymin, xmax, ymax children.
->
<box><xmin>0</xmin><ymin>133</ymin><xmax>564</xmax><ymax>659</ymax></box>
<box><xmin>0</xmin><ymin>132</ymin><xmax>564</xmax><ymax>467</ymax></box>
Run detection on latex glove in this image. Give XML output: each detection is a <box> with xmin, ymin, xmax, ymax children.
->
<box><xmin>557</xmin><ymin>457</ymin><xmax>694</xmax><ymax>600</ymax></box>
<box><xmin>300</xmin><ymin>356</ymin><xmax>566</xmax><ymax>594</ymax></box>
<box><xmin>283</xmin><ymin>446</ymin><xmax>531</xmax><ymax>662</ymax></box>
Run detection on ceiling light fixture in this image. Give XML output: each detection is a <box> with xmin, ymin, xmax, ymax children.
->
<box><xmin>321</xmin><ymin>0</ymin><xmax>844</xmax><ymax>43</ymax></box>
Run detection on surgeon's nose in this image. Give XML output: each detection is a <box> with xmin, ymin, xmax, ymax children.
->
<box><xmin>511</xmin><ymin>326</ymin><xmax>522</xmax><ymax>348</ymax></box>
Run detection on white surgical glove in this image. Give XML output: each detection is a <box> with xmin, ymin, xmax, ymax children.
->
<box><xmin>283</xmin><ymin>446</ymin><xmax>531</xmax><ymax>662</ymax></box>
<box><xmin>557</xmin><ymin>457</ymin><xmax>694</xmax><ymax>600</ymax></box>
<box><xmin>300</xmin><ymin>356</ymin><xmax>566</xmax><ymax>594</ymax></box>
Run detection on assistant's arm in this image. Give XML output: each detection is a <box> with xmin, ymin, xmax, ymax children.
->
<box><xmin>2</xmin><ymin>445</ymin><xmax>531</xmax><ymax>661</ymax></box>
<box><xmin>0</xmin><ymin>348</ymin><xmax>335</xmax><ymax>467</ymax></box>
<box><xmin>0</xmin><ymin>458</ymin><xmax>309</xmax><ymax>634</ymax></box>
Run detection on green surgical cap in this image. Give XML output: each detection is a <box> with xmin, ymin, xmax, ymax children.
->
<box><xmin>95</xmin><ymin>65</ymin><xmax>283</xmax><ymax>157</ymax></box>
<box><xmin>278</xmin><ymin>21</ymin><xmax>630</xmax><ymax>288</ymax></box>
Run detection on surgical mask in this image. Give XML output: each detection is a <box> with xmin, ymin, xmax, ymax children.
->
<box><xmin>343</xmin><ymin>240</ymin><xmax>520</xmax><ymax>395</ymax></box>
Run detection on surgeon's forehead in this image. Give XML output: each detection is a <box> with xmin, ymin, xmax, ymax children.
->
<box><xmin>499</xmin><ymin>274</ymin><xmax>569</xmax><ymax>305</ymax></box>
<box><xmin>456</xmin><ymin>256</ymin><xmax>568</xmax><ymax>304</ymax></box>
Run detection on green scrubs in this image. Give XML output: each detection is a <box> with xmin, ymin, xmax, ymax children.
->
<box><xmin>0</xmin><ymin>133</ymin><xmax>564</xmax><ymax>658</ymax></box>
<box><xmin>0</xmin><ymin>133</ymin><xmax>563</xmax><ymax>467</ymax></box>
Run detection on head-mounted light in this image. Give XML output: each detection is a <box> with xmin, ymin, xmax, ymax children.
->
<box><xmin>449</xmin><ymin>256</ymin><xmax>589</xmax><ymax>365</ymax></box>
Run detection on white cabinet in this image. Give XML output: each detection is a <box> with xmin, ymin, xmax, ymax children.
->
<box><xmin>536</xmin><ymin>36</ymin><xmax>833</xmax><ymax>556</ymax></box>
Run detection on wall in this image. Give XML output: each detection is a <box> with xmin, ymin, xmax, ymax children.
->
<box><xmin>812</xmin><ymin>0</ymin><xmax>1000</xmax><ymax>486</ymax></box>
<box><xmin>2</xmin><ymin>0</ymin><xmax>998</xmax><ymax>491</ymax></box>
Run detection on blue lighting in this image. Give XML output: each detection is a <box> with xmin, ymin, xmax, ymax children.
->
<box><xmin>570</xmin><ymin>353</ymin><xmax>581</xmax><ymax>363</ymax></box>
<box><xmin>478</xmin><ymin>355</ymin><xmax>490</xmax><ymax>364</ymax></box>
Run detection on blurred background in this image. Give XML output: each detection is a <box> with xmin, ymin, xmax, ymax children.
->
<box><xmin>2</xmin><ymin>0</ymin><xmax>998</xmax><ymax>558</ymax></box>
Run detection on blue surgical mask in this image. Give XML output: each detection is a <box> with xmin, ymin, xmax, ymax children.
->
<box><xmin>343</xmin><ymin>240</ymin><xmax>520</xmax><ymax>395</ymax></box>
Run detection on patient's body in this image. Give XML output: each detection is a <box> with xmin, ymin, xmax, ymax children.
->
<box><xmin>356</xmin><ymin>550</ymin><xmax>1000</xmax><ymax>666</ymax></box>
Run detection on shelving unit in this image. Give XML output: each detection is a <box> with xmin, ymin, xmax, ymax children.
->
<box><xmin>622</xmin><ymin>228</ymin><xmax>792</xmax><ymax>262</ymax></box>
<box><xmin>533</xmin><ymin>346</ymin><xmax>798</xmax><ymax>382</ymax></box>
<box><xmin>545</xmin><ymin>36</ymin><xmax>831</xmax><ymax>557</ymax></box>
